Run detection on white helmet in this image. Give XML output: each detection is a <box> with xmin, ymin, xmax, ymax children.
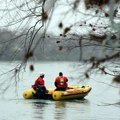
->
<box><xmin>40</xmin><ymin>72</ymin><xmax>45</xmax><ymax>77</ymax></box>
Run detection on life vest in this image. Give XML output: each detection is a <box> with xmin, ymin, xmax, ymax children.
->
<box><xmin>55</xmin><ymin>76</ymin><xmax>68</xmax><ymax>88</ymax></box>
<box><xmin>32</xmin><ymin>77</ymin><xmax>44</xmax><ymax>89</ymax></box>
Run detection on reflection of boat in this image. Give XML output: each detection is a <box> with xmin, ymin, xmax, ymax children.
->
<box><xmin>23</xmin><ymin>86</ymin><xmax>92</xmax><ymax>101</ymax></box>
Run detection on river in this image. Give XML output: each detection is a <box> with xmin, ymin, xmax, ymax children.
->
<box><xmin>0</xmin><ymin>61</ymin><xmax>120</xmax><ymax>120</ymax></box>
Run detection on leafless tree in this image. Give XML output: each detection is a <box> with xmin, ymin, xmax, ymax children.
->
<box><xmin>0</xmin><ymin>0</ymin><xmax>120</xmax><ymax>94</ymax></box>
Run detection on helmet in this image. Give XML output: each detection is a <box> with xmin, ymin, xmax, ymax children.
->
<box><xmin>59</xmin><ymin>72</ymin><xmax>63</xmax><ymax>76</ymax></box>
<box><xmin>40</xmin><ymin>72</ymin><xmax>45</xmax><ymax>77</ymax></box>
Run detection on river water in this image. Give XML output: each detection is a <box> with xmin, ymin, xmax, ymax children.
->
<box><xmin>0</xmin><ymin>61</ymin><xmax>120</xmax><ymax>120</ymax></box>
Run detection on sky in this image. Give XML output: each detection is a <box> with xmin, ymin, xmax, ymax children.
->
<box><xmin>0</xmin><ymin>0</ymin><xmax>97</xmax><ymax>35</ymax></box>
<box><xmin>0</xmin><ymin>0</ymin><xmax>119</xmax><ymax>38</ymax></box>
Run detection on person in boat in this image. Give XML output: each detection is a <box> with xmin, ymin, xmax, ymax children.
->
<box><xmin>54</xmin><ymin>72</ymin><xmax>68</xmax><ymax>91</ymax></box>
<box><xmin>32</xmin><ymin>72</ymin><xmax>47</xmax><ymax>99</ymax></box>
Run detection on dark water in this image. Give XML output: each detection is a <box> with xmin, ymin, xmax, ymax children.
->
<box><xmin>0</xmin><ymin>62</ymin><xmax>120</xmax><ymax>120</ymax></box>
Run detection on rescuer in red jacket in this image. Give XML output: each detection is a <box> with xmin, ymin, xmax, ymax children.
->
<box><xmin>55</xmin><ymin>72</ymin><xmax>68</xmax><ymax>91</ymax></box>
<box><xmin>32</xmin><ymin>72</ymin><xmax>45</xmax><ymax>89</ymax></box>
<box><xmin>32</xmin><ymin>72</ymin><xmax>47</xmax><ymax>98</ymax></box>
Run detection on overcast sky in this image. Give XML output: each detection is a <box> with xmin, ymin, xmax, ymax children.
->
<box><xmin>0</xmin><ymin>0</ymin><xmax>112</xmax><ymax>36</ymax></box>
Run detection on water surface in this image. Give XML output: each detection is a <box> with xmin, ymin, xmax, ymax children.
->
<box><xmin>0</xmin><ymin>61</ymin><xmax>120</xmax><ymax>120</ymax></box>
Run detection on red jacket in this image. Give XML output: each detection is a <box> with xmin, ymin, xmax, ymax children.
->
<box><xmin>32</xmin><ymin>77</ymin><xmax>44</xmax><ymax>89</ymax></box>
<box><xmin>55</xmin><ymin>76</ymin><xmax>68</xmax><ymax>89</ymax></box>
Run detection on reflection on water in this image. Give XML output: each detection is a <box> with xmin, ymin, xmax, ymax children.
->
<box><xmin>17</xmin><ymin>96</ymin><xmax>120</xmax><ymax>120</ymax></box>
<box><xmin>23</xmin><ymin>100</ymin><xmax>51</xmax><ymax>120</ymax></box>
<box><xmin>24</xmin><ymin>100</ymin><xmax>68</xmax><ymax>120</ymax></box>
<box><xmin>23</xmin><ymin>99</ymin><xmax>91</xmax><ymax>120</ymax></box>
<box><xmin>55</xmin><ymin>101</ymin><xmax>66</xmax><ymax>108</ymax></box>
<box><xmin>54</xmin><ymin>101</ymin><xmax>66</xmax><ymax>120</ymax></box>
<box><xmin>0</xmin><ymin>93</ymin><xmax>120</xmax><ymax>120</ymax></box>
<box><xmin>53</xmin><ymin>99</ymin><xmax>90</xmax><ymax>120</ymax></box>
<box><xmin>31</xmin><ymin>101</ymin><xmax>48</xmax><ymax>119</ymax></box>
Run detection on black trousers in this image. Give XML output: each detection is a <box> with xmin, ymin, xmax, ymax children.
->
<box><xmin>35</xmin><ymin>85</ymin><xmax>46</xmax><ymax>99</ymax></box>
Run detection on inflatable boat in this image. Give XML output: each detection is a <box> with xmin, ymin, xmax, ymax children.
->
<box><xmin>23</xmin><ymin>86</ymin><xmax>92</xmax><ymax>100</ymax></box>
